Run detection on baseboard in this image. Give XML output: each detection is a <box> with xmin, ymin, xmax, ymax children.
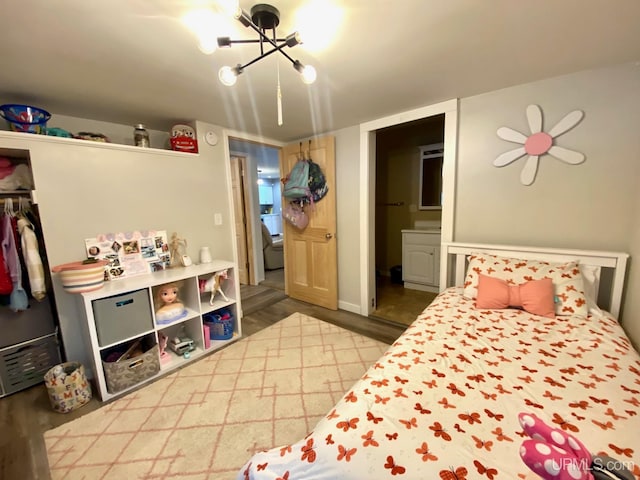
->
<box><xmin>403</xmin><ymin>282</ymin><xmax>439</xmax><ymax>293</ymax></box>
<box><xmin>339</xmin><ymin>300</ymin><xmax>360</xmax><ymax>314</ymax></box>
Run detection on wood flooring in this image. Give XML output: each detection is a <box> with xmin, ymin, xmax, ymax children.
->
<box><xmin>0</xmin><ymin>278</ymin><xmax>407</xmax><ymax>480</ymax></box>
<box><xmin>373</xmin><ymin>275</ymin><xmax>437</xmax><ymax>326</ymax></box>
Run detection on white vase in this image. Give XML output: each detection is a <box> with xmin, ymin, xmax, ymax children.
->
<box><xmin>199</xmin><ymin>246</ymin><xmax>212</xmax><ymax>264</ymax></box>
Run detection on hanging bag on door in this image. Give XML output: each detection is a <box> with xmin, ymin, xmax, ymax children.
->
<box><xmin>305</xmin><ymin>159</ymin><xmax>328</xmax><ymax>204</ymax></box>
<box><xmin>283</xmin><ymin>202</ymin><xmax>309</xmax><ymax>230</ymax></box>
<box><xmin>283</xmin><ymin>159</ymin><xmax>310</xmax><ymax>200</ymax></box>
<box><xmin>283</xmin><ymin>139</ymin><xmax>328</xmax><ymax>205</ymax></box>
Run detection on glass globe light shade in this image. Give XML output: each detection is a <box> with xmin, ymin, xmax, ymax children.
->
<box><xmin>219</xmin><ymin>66</ymin><xmax>238</xmax><ymax>86</ymax></box>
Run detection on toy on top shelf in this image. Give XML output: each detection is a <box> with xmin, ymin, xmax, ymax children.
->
<box><xmin>199</xmin><ymin>269</ymin><xmax>229</xmax><ymax>305</ymax></box>
<box><xmin>154</xmin><ymin>282</ymin><xmax>187</xmax><ymax>324</ymax></box>
<box><xmin>168</xmin><ymin>232</ymin><xmax>188</xmax><ymax>268</ymax></box>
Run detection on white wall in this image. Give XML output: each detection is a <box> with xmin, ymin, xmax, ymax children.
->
<box><xmin>455</xmin><ymin>63</ymin><xmax>640</xmax><ymax>249</ymax></box>
<box><xmin>0</xmin><ymin>118</ymin><xmax>233</xmax><ymax>372</ymax></box>
<box><xmin>454</xmin><ymin>63</ymin><xmax>640</xmax><ymax>346</ymax></box>
<box><xmin>40</xmin><ymin>114</ymin><xmax>172</xmax><ymax>149</ymax></box>
<box><xmin>336</xmin><ymin>62</ymin><xmax>640</xmax><ymax>347</ymax></box>
<box><xmin>625</xmin><ymin>189</ymin><xmax>640</xmax><ymax>349</ymax></box>
<box><xmin>334</xmin><ymin>125</ymin><xmax>362</xmax><ymax>312</ymax></box>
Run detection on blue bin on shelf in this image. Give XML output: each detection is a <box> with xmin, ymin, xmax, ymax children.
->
<box><xmin>203</xmin><ymin>309</ymin><xmax>234</xmax><ymax>340</ymax></box>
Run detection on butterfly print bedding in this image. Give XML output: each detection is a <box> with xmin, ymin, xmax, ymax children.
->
<box><xmin>239</xmin><ymin>288</ymin><xmax>640</xmax><ymax>479</ymax></box>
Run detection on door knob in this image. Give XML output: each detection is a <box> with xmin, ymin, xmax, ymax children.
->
<box><xmin>325</xmin><ymin>233</ymin><xmax>333</xmax><ymax>239</ymax></box>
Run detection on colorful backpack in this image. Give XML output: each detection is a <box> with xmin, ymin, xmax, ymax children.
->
<box><xmin>305</xmin><ymin>159</ymin><xmax>328</xmax><ymax>204</ymax></box>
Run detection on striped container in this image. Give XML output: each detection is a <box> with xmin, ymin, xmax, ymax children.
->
<box><xmin>52</xmin><ymin>260</ymin><xmax>108</xmax><ymax>294</ymax></box>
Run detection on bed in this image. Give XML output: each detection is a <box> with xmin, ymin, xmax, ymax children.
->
<box><xmin>238</xmin><ymin>243</ymin><xmax>640</xmax><ymax>479</ymax></box>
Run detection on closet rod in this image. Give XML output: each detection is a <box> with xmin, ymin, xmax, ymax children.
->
<box><xmin>0</xmin><ymin>190</ymin><xmax>32</xmax><ymax>196</ymax></box>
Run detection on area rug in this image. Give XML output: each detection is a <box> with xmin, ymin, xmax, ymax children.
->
<box><xmin>44</xmin><ymin>312</ymin><xmax>389</xmax><ymax>479</ymax></box>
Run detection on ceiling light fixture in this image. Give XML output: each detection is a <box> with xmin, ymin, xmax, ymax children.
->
<box><xmin>216</xmin><ymin>3</ymin><xmax>317</xmax><ymax>87</ymax></box>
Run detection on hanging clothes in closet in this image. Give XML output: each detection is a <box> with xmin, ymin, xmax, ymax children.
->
<box><xmin>0</xmin><ymin>198</ymin><xmax>46</xmax><ymax>312</ymax></box>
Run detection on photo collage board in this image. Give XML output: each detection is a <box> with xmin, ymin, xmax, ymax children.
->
<box><xmin>85</xmin><ymin>230</ymin><xmax>170</xmax><ymax>281</ymax></box>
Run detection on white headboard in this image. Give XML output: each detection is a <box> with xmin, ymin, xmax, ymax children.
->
<box><xmin>441</xmin><ymin>242</ymin><xmax>629</xmax><ymax>318</ymax></box>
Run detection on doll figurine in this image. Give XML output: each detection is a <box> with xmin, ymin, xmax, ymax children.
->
<box><xmin>168</xmin><ymin>232</ymin><xmax>187</xmax><ymax>268</ymax></box>
<box><xmin>199</xmin><ymin>269</ymin><xmax>229</xmax><ymax>305</ymax></box>
<box><xmin>157</xmin><ymin>331</ymin><xmax>171</xmax><ymax>363</ymax></box>
<box><xmin>155</xmin><ymin>282</ymin><xmax>187</xmax><ymax>324</ymax></box>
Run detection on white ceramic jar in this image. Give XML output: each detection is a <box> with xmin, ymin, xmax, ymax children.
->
<box><xmin>199</xmin><ymin>246</ymin><xmax>212</xmax><ymax>264</ymax></box>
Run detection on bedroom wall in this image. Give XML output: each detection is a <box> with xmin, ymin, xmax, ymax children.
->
<box><xmin>454</xmin><ymin>62</ymin><xmax>640</xmax><ymax>346</ymax></box>
<box><xmin>334</xmin><ymin>126</ymin><xmax>362</xmax><ymax>312</ymax></box>
<box><xmin>0</xmin><ymin>119</ymin><xmax>234</xmax><ymax>372</ymax></box>
<box><xmin>623</xmin><ymin>193</ymin><xmax>640</xmax><ymax>349</ymax></box>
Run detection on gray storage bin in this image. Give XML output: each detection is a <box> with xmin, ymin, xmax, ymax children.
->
<box><xmin>0</xmin><ymin>333</ymin><xmax>61</xmax><ymax>395</ymax></box>
<box><xmin>93</xmin><ymin>289</ymin><xmax>153</xmax><ymax>347</ymax></box>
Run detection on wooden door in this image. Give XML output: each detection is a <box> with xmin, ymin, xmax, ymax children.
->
<box><xmin>231</xmin><ymin>155</ymin><xmax>253</xmax><ymax>285</ymax></box>
<box><xmin>282</xmin><ymin>136</ymin><xmax>337</xmax><ymax>309</ymax></box>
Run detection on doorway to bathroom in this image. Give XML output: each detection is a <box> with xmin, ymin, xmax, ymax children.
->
<box><xmin>371</xmin><ymin>114</ymin><xmax>445</xmax><ymax>325</ymax></box>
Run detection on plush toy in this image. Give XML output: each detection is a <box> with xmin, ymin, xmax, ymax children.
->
<box><xmin>518</xmin><ymin>412</ymin><xmax>634</xmax><ymax>480</ymax></box>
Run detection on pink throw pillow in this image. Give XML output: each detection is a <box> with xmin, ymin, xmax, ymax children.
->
<box><xmin>476</xmin><ymin>274</ymin><xmax>556</xmax><ymax>318</ymax></box>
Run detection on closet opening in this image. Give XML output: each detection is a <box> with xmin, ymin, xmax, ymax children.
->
<box><xmin>0</xmin><ymin>147</ymin><xmax>62</xmax><ymax>398</ymax></box>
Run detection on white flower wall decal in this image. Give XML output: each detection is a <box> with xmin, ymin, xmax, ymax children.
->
<box><xmin>494</xmin><ymin>104</ymin><xmax>585</xmax><ymax>186</ymax></box>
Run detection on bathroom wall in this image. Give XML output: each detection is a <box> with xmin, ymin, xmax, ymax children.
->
<box><xmin>375</xmin><ymin>115</ymin><xmax>444</xmax><ymax>275</ymax></box>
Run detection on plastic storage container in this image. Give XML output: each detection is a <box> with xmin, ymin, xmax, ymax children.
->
<box><xmin>1</xmin><ymin>333</ymin><xmax>61</xmax><ymax>396</ymax></box>
<box><xmin>0</xmin><ymin>104</ymin><xmax>51</xmax><ymax>134</ymax></box>
<box><xmin>203</xmin><ymin>309</ymin><xmax>234</xmax><ymax>340</ymax></box>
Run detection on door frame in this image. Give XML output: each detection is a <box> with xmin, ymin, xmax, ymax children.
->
<box><xmin>224</xmin><ymin>129</ymin><xmax>285</xmax><ymax>285</ymax></box>
<box><xmin>359</xmin><ymin>99</ymin><xmax>459</xmax><ymax>315</ymax></box>
<box><xmin>230</xmin><ymin>154</ymin><xmax>254</xmax><ymax>285</ymax></box>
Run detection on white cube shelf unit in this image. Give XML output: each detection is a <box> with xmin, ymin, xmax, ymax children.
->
<box><xmin>78</xmin><ymin>260</ymin><xmax>241</xmax><ymax>401</ymax></box>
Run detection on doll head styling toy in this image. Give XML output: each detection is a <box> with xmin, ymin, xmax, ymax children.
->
<box><xmin>155</xmin><ymin>282</ymin><xmax>187</xmax><ymax>324</ymax></box>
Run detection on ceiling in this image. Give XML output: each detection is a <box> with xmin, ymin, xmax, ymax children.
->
<box><xmin>1</xmin><ymin>1</ymin><xmax>639</xmax><ymax>143</ymax></box>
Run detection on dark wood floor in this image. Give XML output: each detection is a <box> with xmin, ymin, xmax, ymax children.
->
<box><xmin>373</xmin><ymin>275</ymin><xmax>437</xmax><ymax>326</ymax></box>
<box><xmin>0</xmin><ymin>281</ymin><xmax>406</xmax><ymax>480</ymax></box>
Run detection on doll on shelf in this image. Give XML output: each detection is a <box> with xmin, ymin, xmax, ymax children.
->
<box><xmin>157</xmin><ymin>331</ymin><xmax>171</xmax><ymax>364</ymax></box>
<box><xmin>168</xmin><ymin>232</ymin><xmax>187</xmax><ymax>268</ymax></box>
<box><xmin>199</xmin><ymin>269</ymin><xmax>229</xmax><ymax>305</ymax></box>
<box><xmin>154</xmin><ymin>282</ymin><xmax>188</xmax><ymax>324</ymax></box>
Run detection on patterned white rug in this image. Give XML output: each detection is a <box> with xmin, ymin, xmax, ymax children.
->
<box><xmin>44</xmin><ymin>312</ymin><xmax>389</xmax><ymax>479</ymax></box>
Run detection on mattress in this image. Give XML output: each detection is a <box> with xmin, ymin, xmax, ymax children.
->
<box><xmin>238</xmin><ymin>287</ymin><xmax>640</xmax><ymax>479</ymax></box>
